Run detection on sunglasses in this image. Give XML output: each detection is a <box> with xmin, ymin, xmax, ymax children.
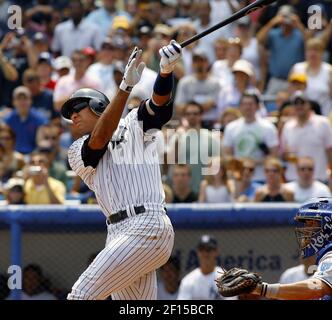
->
<box><xmin>244</xmin><ymin>167</ymin><xmax>255</xmax><ymax>172</ymax></box>
<box><xmin>264</xmin><ymin>168</ymin><xmax>280</xmax><ymax>174</ymax></box>
<box><xmin>69</xmin><ymin>102</ymin><xmax>89</xmax><ymax>117</ymax></box>
<box><xmin>185</xmin><ymin>112</ymin><xmax>200</xmax><ymax>116</ymax></box>
<box><xmin>298</xmin><ymin>167</ymin><xmax>314</xmax><ymax>172</ymax></box>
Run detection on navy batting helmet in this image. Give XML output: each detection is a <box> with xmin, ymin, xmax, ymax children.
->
<box><xmin>61</xmin><ymin>88</ymin><xmax>110</xmax><ymax>120</ymax></box>
<box><xmin>295</xmin><ymin>197</ymin><xmax>332</xmax><ymax>259</ymax></box>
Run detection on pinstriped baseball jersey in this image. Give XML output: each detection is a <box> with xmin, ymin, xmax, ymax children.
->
<box><xmin>67</xmin><ymin>106</ymin><xmax>174</xmax><ymax>300</ymax></box>
<box><xmin>68</xmin><ymin>107</ymin><xmax>165</xmax><ymax>215</ymax></box>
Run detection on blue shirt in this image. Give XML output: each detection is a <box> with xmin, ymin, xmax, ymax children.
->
<box><xmin>85</xmin><ymin>8</ymin><xmax>131</xmax><ymax>37</ymax></box>
<box><xmin>32</xmin><ymin>89</ymin><xmax>58</xmax><ymax>120</ymax></box>
<box><xmin>267</xmin><ymin>28</ymin><xmax>304</xmax><ymax>79</ymax></box>
<box><xmin>4</xmin><ymin>108</ymin><xmax>48</xmax><ymax>154</ymax></box>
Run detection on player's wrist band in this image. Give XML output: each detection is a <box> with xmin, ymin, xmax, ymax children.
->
<box><xmin>119</xmin><ymin>81</ymin><xmax>133</xmax><ymax>93</ymax></box>
<box><xmin>260</xmin><ymin>282</ymin><xmax>280</xmax><ymax>299</ymax></box>
<box><xmin>153</xmin><ymin>72</ymin><xmax>173</xmax><ymax>96</ymax></box>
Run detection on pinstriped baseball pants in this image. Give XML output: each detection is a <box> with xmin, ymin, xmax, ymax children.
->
<box><xmin>67</xmin><ymin>211</ymin><xmax>174</xmax><ymax>300</ymax></box>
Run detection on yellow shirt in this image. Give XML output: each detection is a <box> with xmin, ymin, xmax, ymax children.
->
<box><xmin>24</xmin><ymin>177</ymin><xmax>66</xmax><ymax>204</ymax></box>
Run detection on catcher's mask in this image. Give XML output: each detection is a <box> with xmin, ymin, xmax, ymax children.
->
<box><xmin>294</xmin><ymin>197</ymin><xmax>332</xmax><ymax>259</ymax></box>
<box><xmin>61</xmin><ymin>88</ymin><xmax>110</xmax><ymax>120</ymax></box>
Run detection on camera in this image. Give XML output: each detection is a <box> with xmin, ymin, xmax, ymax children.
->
<box><xmin>29</xmin><ymin>165</ymin><xmax>42</xmax><ymax>175</ymax></box>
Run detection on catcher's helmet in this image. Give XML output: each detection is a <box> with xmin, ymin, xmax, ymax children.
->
<box><xmin>295</xmin><ymin>197</ymin><xmax>332</xmax><ymax>259</ymax></box>
<box><xmin>61</xmin><ymin>88</ymin><xmax>110</xmax><ymax>120</ymax></box>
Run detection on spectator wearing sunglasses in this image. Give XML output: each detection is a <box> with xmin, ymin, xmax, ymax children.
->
<box><xmin>285</xmin><ymin>157</ymin><xmax>331</xmax><ymax>203</ymax></box>
<box><xmin>254</xmin><ymin>157</ymin><xmax>294</xmax><ymax>202</ymax></box>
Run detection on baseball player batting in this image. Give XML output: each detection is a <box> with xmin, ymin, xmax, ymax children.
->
<box><xmin>62</xmin><ymin>41</ymin><xmax>182</xmax><ymax>300</ymax></box>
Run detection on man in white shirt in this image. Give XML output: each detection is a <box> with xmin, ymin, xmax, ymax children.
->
<box><xmin>281</xmin><ymin>91</ymin><xmax>332</xmax><ymax>182</ymax></box>
<box><xmin>286</xmin><ymin>156</ymin><xmax>331</xmax><ymax>203</ymax></box>
<box><xmin>51</xmin><ymin>0</ymin><xmax>103</xmax><ymax>57</ymax></box>
<box><xmin>223</xmin><ymin>90</ymin><xmax>279</xmax><ymax>182</ymax></box>
<box><xmin>177</xmin><ymin>235</ymin><xmax>235</xmax><ymax>300</ymax></box>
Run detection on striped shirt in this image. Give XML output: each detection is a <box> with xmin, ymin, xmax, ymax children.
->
<box><xmin>68</xmin><ymin>108</ymin><xmax>165</xmax><ymax>216</ymax></box>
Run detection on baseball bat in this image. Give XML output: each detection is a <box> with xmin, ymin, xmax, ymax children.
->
<box><xmin>180</xmin><ymin>0</ymin><xmax>278</xmax><ymax>48</ymax></box>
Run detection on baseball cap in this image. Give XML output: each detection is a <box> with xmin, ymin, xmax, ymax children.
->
<box><xmin>33</xmin><ymin>32</ymin><xmax>48</xmax><ymax>43</ymax></box>
<box><xmin>290</xmin><ymin>90</ymin><xmax>308</xmax><ymax>104</ymax></box>
<box><xmin>4</xmin><ymin>178</ymin><xmax>25</xmax><ymax>191</ymax></box>
<box><xmin>237</xmin><ymin>16</ymin><xmax>251</xmax><ymax>27</ymax></box>
<box><xmin>197</xmin><ymin>235</ymin><xmax>218</xmax><ymax>250</ymax></box>
<box><xmin>161</xmin><ymin>0</ymin><xmax>177</xmax><ymax>6</ymax></box>
<box><xmin>138</xmin><ymin>25</ymin><xmax>153</xmax><ymax>36</ymax></box>
<box><xmin>38</xmin><ymin>52</ymin><xmax>53</xmax><ymax>65</ymax></box>
<box><xmin>232</xmin><ymin>59</ymin><xmax>254</xmax><ymax>77</ymax></box>
<box><xmin>13</xmin><ymin>86</ymin><xmax>31</xmax><ymax>99</ymax></box>
<box><xmin>82</xmin><ymin>47</ymin><xmax>97</xmax><ymax>58</ymax></box>
<box><xmin>153</xmin><ymin>24</ymin><xmax>173</xmax><ymax>37</ymax></box>
<box><xmin>54</xmin><ymin>56</ymin><xmax>72</xmax><ymax>70</ymax></box>
<box><xmin>277</xmin><ymin>5</ymin><xmax>295</xmax><ymax>17</ymax></box>
<box><xmin>288</xmin><ymin>73</ymin><xmax>307</xmax><ymax>84</ymax></box>
<box><xmin>112</xmin><ymin>16</ymin><xmax>130</xmax><ymax>30</ymax></box>
<box><xmin>192</xmin><ymin>48</ymin><xmax>209</xmax><ymax>60</ymax></box>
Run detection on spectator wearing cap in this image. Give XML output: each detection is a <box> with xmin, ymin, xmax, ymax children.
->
<box><xmin>3</xmin><ymin>178</ymin><xmax>25</xmax><ymax>204</ymax></box>
<box><xmin>35</xmin><ymin>52</ymin><xmax>57</xmax><ymax>91</ymax></box>
<box><xmin>177</xmin><ymin>235</ymin><xmax>233</xmax><ymax>300</ymax></box>
<box><xmin>109</xmin><ymin>15</ymin><xmax>131</xmax><ymax>40</ymax></box>
<box><xmin>235</xmin><ymin>16</ymin><xmax>266</xmax><ymax>90</ymax></box>
<box><xmin>136</xmin><ymin>25</ymin><xmax>153</xmax><ymax>51</ymax></box>
<box><xmin>53</xmin><ymin>56</ymin><xmax>72</xmax><ymax>78</ymax></box>
<box><xmin>175</xmin><ymin>49</ymin><xmax>221</xmax><ymax>128</ymax></box>
<box><xmin>4</xmin><ymin>86</ymin><xmax>48</xmax><ymax>155</ymax></box>
<box><xmin>223</xmin><ymin>90</ymin><xmax>279</xmax><ymax>182</ymax></box>
<box><xmin>85</xmin><ymin>0</ymin><xmax>131</xmax><ymax>38</ymax></box>
<box><xmin>51</xmin><ymin>0</ymin><xmax>103</xmax><ymax>57</ymax></box>
<box><xmin>285</xmin><ymin>156</ymin><xmax>331</xmax><ymax>203</ymax></box>
<box><xmin>53</xmin><ymin>49</ymin><xmax>102</xmax><ymax>112</ymax></box>
<box><xmin>211</xmin><ymin>37</ymin><xmax>243</xmax><ymax>88</ymax></box>
<box><xmin>23</xmin><ymin>68</ymin><xmax>57</xmax><ymax>121</ymax></box>
<box><xmin>287</xmin><ymin>72</ymin><xmax>307</xmax><ymax>95</ymax></box>
<box><xmin>32</xmin><ymin>33</ymin><xmax>50</xmax><ymax>58</ymax></box>
<box><xmin>0</xmin><ymin>124</ymin><xmax>25</xmax><ymax>181</ymax></box>
<box><xmin>86</xmin><ymin>37</ymin><xmax>116</xmax><ymax>93</ymax></box>
<box><xmin>217</xmin><ymin>59</ymin><xmax>260</xmax><ymax>117</ymax></box>
<box><xmin>257</xmin><ymin>5</ymin><xmax>309</xmax><ymax>95</ymax></box>
<box><xmin>24</xmin><ymin>151</ymin><xmax>66</xmax><ymax>205</ymax></box>
<box><xmin>281</xmin><ymin>90</ymin><xmax>332</xmax><ymax>182</ymax></box>
<box><xmin>290</xmin><ymin>38</ymin><xmax>332</xmax><ymax>117</ymax></box>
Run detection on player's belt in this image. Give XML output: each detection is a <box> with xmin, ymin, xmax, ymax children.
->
<box><xmin>107</xmin><ymin>205</ymin><xmax>146</xmax><ymax>224</ymax></box>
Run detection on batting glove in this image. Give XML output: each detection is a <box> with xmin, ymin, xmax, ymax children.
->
<box><xmin>120</xmin><ymin>47</ymin><xmax>146</xmax><ymax>93</ymax></box>
<box><xmin>159</xmin><ymin>40</ymin><xmax>182</xmax><ymax>74</ymax></box>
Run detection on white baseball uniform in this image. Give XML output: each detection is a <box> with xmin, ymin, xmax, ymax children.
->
<box><xmin>313</xmin><ymin>251</ymin><xmax>332</xmax><ymax>300</ymax></box>
<box><xmin>67</xmin><ymin>106</ymin><xmax>174</xmax><ymax>300</ymax></box>
<box><xmin>177</xmin><ymin>266</ymin><xmax>237</xmax><ymax>300</ymax></box>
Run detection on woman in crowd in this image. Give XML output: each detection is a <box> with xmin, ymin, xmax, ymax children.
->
<box><xmin>254</xmin><ymin>157</ymin><xmax>294</xmax><ymax>202</ymax></box>
<box><xmin>198</xmin><ymin>157</ymin><xmax>233</xmax><ymax>203</ymax></box>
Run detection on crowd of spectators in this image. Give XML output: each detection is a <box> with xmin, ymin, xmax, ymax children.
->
<box><xmin>1</xmin><ymin>0</ymin><xmax>332</xmax><ymax>205</ymax></box>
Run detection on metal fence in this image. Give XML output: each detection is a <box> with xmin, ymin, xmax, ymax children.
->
<box><xmin>0</xmin><ymin>203</ymin><xmax>301</xmax><ymax>300</ymax></box>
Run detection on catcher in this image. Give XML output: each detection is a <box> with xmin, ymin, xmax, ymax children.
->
<box><xmin>216</xmin><ymin>197</ymin><xmax>332</xmax><ymax>300</ymax></box>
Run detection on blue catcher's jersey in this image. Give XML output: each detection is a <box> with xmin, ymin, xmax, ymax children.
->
<box><xmin>314</xmin><ymin>243</ymin><xmax>332</xmax><ymax>300</ymax></box>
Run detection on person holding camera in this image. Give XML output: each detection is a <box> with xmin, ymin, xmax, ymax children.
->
<box><xmin>257</xmin><ymin>5</ymin><xmax>309</xmax><ymax>95</ymax></box>
<box><xmin>223</xmin><ymin>90</ymin><xmax>279</xmax><ymax>183</ymax></box>
<box><xmin>24</xmin><ymin>151</ymin><xmax>66</xmax><ymax>205</ymax></box>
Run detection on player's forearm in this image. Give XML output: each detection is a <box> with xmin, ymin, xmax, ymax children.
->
<box><xmin>89</xmin><ymin>89</ymin><xmax>130</xmax><ymax>149</ymax></box>
<box><xmin>254</xmin><ymin>279</ymin><xmax>330</xmax><ymax>300</ymax></box>
<box><xmin>151</xmin><ymin>72</ymin><xmax>173</xmax><ymax>106</ymax></box>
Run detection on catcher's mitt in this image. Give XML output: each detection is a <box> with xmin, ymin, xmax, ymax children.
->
<box><xmin>215</xmin><ymin>267</ymin><xmax>262</xmax><ymax>297</ymax></box>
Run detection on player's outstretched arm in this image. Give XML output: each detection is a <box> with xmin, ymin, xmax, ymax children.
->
<box><xmin>252</xmin><ymin>278</ymin><xmax>332</xmax><ymax>300</ymax></box>
<box><xmin>89</xmin><ymin>47</ymin><xmax>145</xmax><ymax>149</ymax></box>
<box><xmin>137</xmin><ymin>40</ymin><xmax>182</xmax><ymax>132</ymax></box>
